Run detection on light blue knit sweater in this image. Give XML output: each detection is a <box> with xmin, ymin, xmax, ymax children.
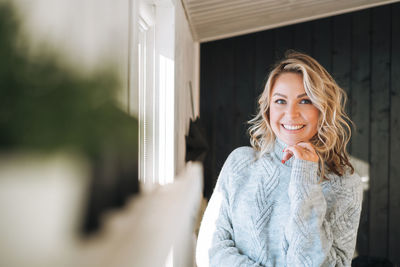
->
<box><xmin>196</xmin><ymin>139</ymin><xmax>363</xmax><ymax>267</ymax></box>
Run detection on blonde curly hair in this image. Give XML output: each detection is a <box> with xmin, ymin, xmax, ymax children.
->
<box><xmin>248</xmin><ymin>50</ymin><xmax>354</xmax><ymax>177</ymax></box>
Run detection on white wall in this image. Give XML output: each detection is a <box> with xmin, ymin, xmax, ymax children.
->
<box><xmin>174</xmin><ymin>0</ymin><xmax>200</xmax><ymax>175</ymax></box>
<box><xmin>169</xmin><ymin>1</ymin><xmax>201</xmax><ymax>265</ymax></box>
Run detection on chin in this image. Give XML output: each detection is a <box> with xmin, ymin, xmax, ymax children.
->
<box><xmin>281</xmin><ymin>139</ymin><xmax>299</xmax><ymax>146</ymax></box>
<box><xmin>280</xmin><ymin>136</ymin><xmax>309</xmax><ymax>145</ymax></box>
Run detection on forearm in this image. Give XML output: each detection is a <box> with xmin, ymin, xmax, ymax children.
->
<box><xmin>286</xmin><ymin>180</ymin><xmax>331</xmax><ymax>266</ymax></box>
<box><xmin>285</xmin><ymin>159</ymin><xmax>362</xmax><ymax>267</ymax></box>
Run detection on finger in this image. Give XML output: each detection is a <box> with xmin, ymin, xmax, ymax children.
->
<box><xmin>282</xmin><ymin>150</ymin><xmax>293</xmax><ymax>162</ymax></box>
<box><xmin>296</xmin><ymin>142</ymin><xmax>319</xmax><ymax>162</ymax></box>
<box><xmin>282</xmin><ymin>146</ymin><xmax>303</xmax><ymax>162</ymax></box>
<box><xmin>296</xmin><ymin>142</ymin><xmax>316</xmax><ymax>153</ymax></box>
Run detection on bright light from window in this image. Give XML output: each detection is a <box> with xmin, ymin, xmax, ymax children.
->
<box><xmin>138</xmin><ymin>24</ymin><xmax>147</xmax><ymax>185</ymax></box>
<box><xmin>159</xmin><ymin>54</ymin><xmax>174</xmax><ymax>185</ymax></box>
<box><xmin>165</xmin><ymin>246</ymin><xmax>174</xmax><ymax>267</ymax></box>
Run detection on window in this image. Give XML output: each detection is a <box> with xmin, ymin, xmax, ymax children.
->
<box><xmin>134</xmin><ymin>0</ymin><xmax>175</xmax><ymax>192</ymax></box>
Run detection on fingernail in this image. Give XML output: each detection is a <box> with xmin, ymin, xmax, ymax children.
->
<box><xmin>281</xmin><ymin>160</ymin><xmax>285</xmax><ymax>164</ymax></box>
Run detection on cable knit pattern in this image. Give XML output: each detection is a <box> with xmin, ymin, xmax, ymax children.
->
<box><xmin>196</xmin><ymin>139</ymin><xmax>363</xmax><ymax>267</ymax></box>
<box><xmin>250</xmin><ymin>166</ymin><xmax>279</xmax><ymax>264</ymax></box>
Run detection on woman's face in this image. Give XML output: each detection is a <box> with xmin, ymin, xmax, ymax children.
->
<box><xmin>269</xmin><ymin>72</ymin><xmax>319</xmax><ymax>146</ymax></box>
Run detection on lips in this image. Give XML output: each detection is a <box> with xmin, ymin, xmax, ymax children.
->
<box><xmin>282</xmin><ymin>124</ymin><xmax>305</xmax><ymax>130</ymax></box>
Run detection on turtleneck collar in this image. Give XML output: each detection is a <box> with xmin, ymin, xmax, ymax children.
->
<box><xmin>273</xmin><ymin>138</ymin><xmax>294</xmax><ymax>167</ymax></box>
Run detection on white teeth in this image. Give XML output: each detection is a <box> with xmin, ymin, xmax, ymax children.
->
<box><xmin>283</xmin><ymin>124</ymin><xmax>304</xmax><ymax>130</ymax></box>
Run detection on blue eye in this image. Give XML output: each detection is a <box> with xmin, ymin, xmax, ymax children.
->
<box><xmin>300</xmin><ymin>99</ymin><xmax>312</xmax><ymax>104</ymax></box>
<box><xmin>275</xmin><ymin>99</ymin><xmax>286</xmax><ymax>104</ymax></box>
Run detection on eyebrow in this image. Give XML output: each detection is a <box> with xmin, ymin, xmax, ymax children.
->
<box><xmin>272</xmin><ymin>93</ymin><xmax>308</xmax><ymax>98</ymax></box>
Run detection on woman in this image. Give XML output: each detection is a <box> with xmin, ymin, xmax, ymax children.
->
<box><xmin>196</xmin><ymin>51</ymin><xmax>363</xmax><ymax>267</ymax></box>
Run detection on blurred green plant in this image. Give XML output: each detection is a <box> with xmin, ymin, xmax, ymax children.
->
<box><xmin>0</xmin><ymin>1</ymin><xmax>138</xmax><ymax>159</ymax></box>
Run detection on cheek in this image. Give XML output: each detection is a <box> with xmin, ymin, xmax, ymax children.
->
<box><xmin>268</xmin><ymin>106</ymin><xmax>280</xmax><ymax>124</ymax></box>
<box><xmin>268</xmin><ymin>108</ymin><xmax>281</xmax><ymax>135</ymax></box>
<box><xmin>308</xmin><ymin>109</ymin><xmax>320</xmax><ymax>129</ymax></box>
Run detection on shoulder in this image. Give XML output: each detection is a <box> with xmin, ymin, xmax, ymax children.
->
<box><xmin>224</xmin><ymin>146</ymin><xmax>258</xmax><ymax>174</ymax></box>
<box><xmin>227</xmin><ymin>146</ymin><xmax>256</xmax><ymax>161</ymax></box>
<box><xmin>215</xmin><ymin>146</ymin><xmax>258</xmax><ymax>192</ymax></box>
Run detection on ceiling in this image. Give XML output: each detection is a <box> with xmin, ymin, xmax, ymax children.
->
<box><xmin>181</xmin><ymin>0</ymin><xmax>399</xmax><ymax>42</ymax></box>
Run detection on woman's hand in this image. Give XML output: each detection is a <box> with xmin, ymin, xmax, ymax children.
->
<box><xmin>282</xmin><ymin>142</ymin><xmax>319</xmax><ymax>163</ymax></box>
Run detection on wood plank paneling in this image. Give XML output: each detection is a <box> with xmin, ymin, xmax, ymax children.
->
<box><xmin>369</xmin><ymin>5</ymin><xmax>391</xmax><ymax>258</ymax></box>
<box><xmin>293</xmin><ymin>21</ymin><xmax>312</xmax><ymax>55</ymax></box>
<box><xmin>274</xmin><ymin>26</ymin><xmax>292</xmax><ymax>60</ymax></box>
<box><xmin>254</xmin><ymin>30</ymin><xmax>275</xmax><ymax>96</ymax></box>
<box><xmin>389</xmin><ymin>3</ymin><xmax>400</xmax><ymax>264</ymax></box>
<box><xmin>234</xmin><ymin>35</ymin><xmax>255</xmax><ymax>147</ymax></box>
<box><xmin>200</xmin><ymin>41</ymin><xmax>218</xmax><ymax>199</ymax></box>
<box><xmin>214</xmin><ymin>39</ymin><xmax>236</xmax><ymax>187</ymax></box>
<box><xmin>351</xmin><ymin>8</ymin><xmax>371</xmax><ymax>257</ymax></box>
<box><xmin>332</xmin><ymin>13</ymin><xmax>352</xmax><ymax>139</ymax></box>
<box><xmin>311</xmin><ymin>18</ymin><xmax>332</xmax><ymax>73</ymax></box>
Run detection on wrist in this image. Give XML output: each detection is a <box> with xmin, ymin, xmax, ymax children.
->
<box><xmin>291</xmin><ymin>158</ymin><xmax>319</xmax><ymax>184</ymax></box>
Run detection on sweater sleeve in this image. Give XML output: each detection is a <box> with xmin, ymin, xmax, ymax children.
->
<box><xmin>284</xmin><ymin>159</ymin><xmax>362</xmax><ymax>267</ymax></box>
<box><xmin>196</xmin><ymin>153</ymin><xmax>261</xmax><ymax>267</ymax></box>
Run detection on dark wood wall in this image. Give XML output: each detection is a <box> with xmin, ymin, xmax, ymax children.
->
<box><xmin>200</xmin><ymin>2</ymin><xmax>400</xmax><ymax>263</ymax></box>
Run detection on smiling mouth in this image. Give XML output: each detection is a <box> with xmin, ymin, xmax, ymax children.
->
<box><xmin>282</xmin><ymin>124</ymin><xmax>305</xmax><ymax>130</ymax></box>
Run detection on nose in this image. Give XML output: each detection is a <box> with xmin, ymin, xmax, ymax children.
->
<box><xmin>285</xmin><ymin>103</ymin><xmax>300</xmax><ymax>118</ymax></box>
